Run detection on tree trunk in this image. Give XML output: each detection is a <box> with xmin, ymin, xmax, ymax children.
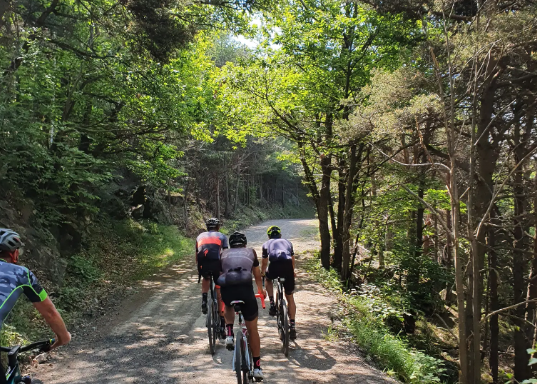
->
<box><xmin>513</xmin><ymin>134</ymin><xmax>531</xmax><ymax>382</ymax></box>
<box><xmin>341</xmin><ymin>143</ymin><xmax>363</xmax><ymax>282</ymax></box>
<box><xmin>489</xmin><ymin>220</ymin><xmax>499</xmax><ymax>384</ymax></box>
<box><xmin>526</xmin><ymin>162</ymin><xmax>537</xmax><ymax>375</ymax></box>
<box><xmin>318</xmin><ymin>154</ymin><xmax>332</xmax><ymax>269</ymax></box>
<box><xmin>216</xmin><ymin>176</ymin><xmax>220</xmax><ymax>219</ymax></box>
<box><xmin>332</xmin><ymin>166</ymin><xmax>345</xmax><ymax>271</ymax></box>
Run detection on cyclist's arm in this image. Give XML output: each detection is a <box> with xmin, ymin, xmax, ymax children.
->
<box><xmin>33</xmin><ymin>298</ymin><xmax>71</xmax><ymax>349</ymax></box>
<box><xmin>261</xmin><ymin>244</ymin><xmax>268</xmax><ymax>275</ymax></box>
<box><xmin>261</xmin><ymin>257</ymin><xmax>268</xmax><ymax>276</ymax></box>
<box><xmin>252</xmin><ymin>250</ymin><xmax>264</xmax><ymax>295</ymax></box>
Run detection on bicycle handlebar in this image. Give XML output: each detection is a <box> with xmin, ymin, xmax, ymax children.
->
<box><xmin>20</xmin><ymin>338</ymin><xmax>55</xmax><ymax>353</ymax></box>
<box><xmin>0</xmin><ymin>339</ymin><xmax>55</xmax><ymax>354</ymax></box>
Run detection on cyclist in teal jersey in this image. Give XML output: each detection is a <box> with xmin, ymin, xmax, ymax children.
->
<box><xmin>0</xmin><ymin>229</ymin><xmax>71</xmax><ymax>383</ymax></box>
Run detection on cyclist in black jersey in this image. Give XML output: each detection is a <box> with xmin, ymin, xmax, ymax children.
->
<box><xmin>0</xmin><ymin>229</ymin><xmax>71</xmax><ymax>383</ymax></box>
<box><xmin>217</xmin><ymin>232</ymin><xmax>266</xmax><ymax>381</ymax></box>
<box><xmin>261</xmin><ymin>225</ymin><xmax>297</xmax><ymax>340</ymax></box>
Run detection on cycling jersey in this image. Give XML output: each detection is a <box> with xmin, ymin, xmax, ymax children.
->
<box><xmin>217</xmin><ymin>248</ymin><xmax>259</xmax><ymax>287</ymax></box>
<box><xmin>218</xmin><ymin>247</ymin><xmax>261</xmax><ymax>322</ymax></box>
<box><xmin>0</xmin><ymin>260</ymin><xmax>47</xmax><ymax>329</ymax></box>
<box><xmin>261</xmin><ymin>238</ymin><xmax>294</xmax><ymax>262</ymax></box>
<box><xmin>196</xmin><ymin>230</ymin><xmax>228</xmax><ymax>262</ymax></box>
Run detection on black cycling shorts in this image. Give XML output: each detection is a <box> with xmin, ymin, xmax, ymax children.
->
<box><xmin>198</xmin><ymin>259</ymin><xmax>221</xmax><ymax>280</ymax></box>
<box><xmin>221</xmin><ymin>283</ymin><xmax>258</xmax><ymax>322</ymax></box>
<box><xmin>266</xmin><ymin>259</ymin><xmax>295</xmax><ymax>294</ymax></box>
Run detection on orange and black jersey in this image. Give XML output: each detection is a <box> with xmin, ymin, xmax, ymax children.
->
<box><xmin>195</xmin><ymin>230</ymin><xmax>229</xmax><ymax>263</ymax></box>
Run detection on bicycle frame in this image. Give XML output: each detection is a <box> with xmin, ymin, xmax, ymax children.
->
<box><xmin>231</xmin><ymin>293</ymin><xmax>265</xmax><ymax>383</ymax></box>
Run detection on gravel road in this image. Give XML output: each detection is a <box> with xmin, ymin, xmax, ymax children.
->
<box><xmin>32</xmin><ymin>219</ymin><xmax>395</xmax><ymax>384</ymax></box>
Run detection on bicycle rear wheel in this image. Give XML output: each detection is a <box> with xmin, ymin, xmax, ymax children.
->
<box><xmin>282</xmin><ymin>303</ymin><xmax>290</xmax><ymax>357</ymax></box>
<box><xmin>207</xmin><ymin>300</ymin><xmax>215</xmax><ymax>355</ymax></box>
<box><xmin>212</xmin><ymin>298</ymin><xmax>220</xmax><ymax>343</ymax></box>
<box><xmin>235</xmin><ymin>333</ymin><xmax>243</xmax><ymax>384</ymax></box>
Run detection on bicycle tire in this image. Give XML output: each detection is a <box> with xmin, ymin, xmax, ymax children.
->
<box><xmin>282</xmin><ymin>303</ymin><xmax>290</xmax><ymax>357</ymax></box>
<box><xmin>241</xmin><ymin>334</ymin><xmax>250</xmax><ymax>383</ymax></box>
<box><xmin>207</xmin><ymin>300</ymin><xmax>215</xmax><ymax>355</ymax></box>
<box><xmin>212</xmin><ymin>298</ymin><xmax>220</xmax><ymax>342</ymax></box>
<box><xmin>235</xmin><ymin>333</ymin><xmax>243</xmax><ymax>384</ymax></box>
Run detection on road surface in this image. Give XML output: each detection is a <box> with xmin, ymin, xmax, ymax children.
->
<box><xmin>33</xmin><ymin>219</ymin><xmax>395</xmax><ymax>384</ymax></box>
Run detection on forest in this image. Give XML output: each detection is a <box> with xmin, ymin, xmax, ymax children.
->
<box><xmin>1</xmin><ymin>0</ymin><xmax>537</xmax><ymax>383</ymax></box>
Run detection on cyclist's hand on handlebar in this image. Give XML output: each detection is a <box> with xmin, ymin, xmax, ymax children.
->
<box><xmin>51</xmin><ymin>332</ymin><xmax>71</xmax><ymax>350</ymax></box>
<box><xmin>40</xmin><ymin>339</ymin><xmax>55</xmax><ymax>353</ymax></box>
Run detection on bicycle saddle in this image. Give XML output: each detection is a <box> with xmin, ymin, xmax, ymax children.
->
<box><xmin>230</xmin><ymin>300</ymin><xmax>245</xmax><ymax>305</ymax></box>
<box><xmin>278</xmin><ymin>277</ymin><xmax>286</xmax><ymax>282</ymax></box>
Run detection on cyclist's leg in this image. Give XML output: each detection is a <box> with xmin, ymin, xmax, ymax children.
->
<box><xmin>283</xmin><ymin>260</ymin><xmax>297</xmax><ymax>338</ymax></box>
<box><xmin>245</xmin><ymin>317</ymin><xmax>260</xmax><ymax>357</ymax></box>
<box><xmin>221</xmin><ymin>286</ymin><xmax>237</xmax><ymax>348</ymax></box>
<box><xmin>265</xmin><ymin>266</ymin><xmax>276</xmax><ymax>315</ymax></box>
<box><xmin>199</xmin><ymin>259</ymin><xmax>210</xmax><ymax>313</ymax></box>
<box><xmin>243</xmin><ymin>288</ymin><xmax>263</xmax><ymax>378</ymax></box>
<box><xmin>216</xmin><ymin>285</ymin><xmax>226</xmax><ymax>332</ymax></box>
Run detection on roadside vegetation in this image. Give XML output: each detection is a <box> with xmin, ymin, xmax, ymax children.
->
<box><xmin>306</xmin><ymin>255</ymin><xmax>447</xmax><ymax>384</ymax></box>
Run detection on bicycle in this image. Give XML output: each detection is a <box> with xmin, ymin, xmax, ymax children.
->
<box><xmin>1</xmin><ymin>338</ymin><xmax>54</xmax><ymax>384</ymax></box>
<box><xmin>273</xmin><ymin>277</ymin><xmax>290</xmax><ymax>357</ymax></box>
<box><xmin>205</xmin><ymin>273</ymin><xmax>224</xmax><ymax>355</ymax></box>
<box><xmin>230</xmin><ymin>293</ymin><xmax>265</xmax><ymax>384</ymax></box>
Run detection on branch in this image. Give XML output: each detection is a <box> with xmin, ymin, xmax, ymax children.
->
<box><xmin>475</xmin><ymin>143</ymin><xmax>537</xmax><ymax>238</ymax></box>
<box><xmin>400</xmin><ymin>184</ymin><xmax>450</xmax><ymax>234</ymax></box>
<box><xmin>373</xmin><ymin>144</ymin><xmax>451</xmax><ymax>172</ymax></box>
<box><xmin>481</xmin><ymin>299</ymin><xmax>537</xmax><ymax>323</ymax></box>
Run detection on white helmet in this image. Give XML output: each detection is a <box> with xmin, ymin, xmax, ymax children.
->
<box><xmin>0</xmin><ymin>229</ymin><xmax>24</xmax><ymax>252</ymax></box>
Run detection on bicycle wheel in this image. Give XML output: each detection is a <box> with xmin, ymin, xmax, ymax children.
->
<box><xmin>207</xmin><ymin>300</ymin><xmax>215</xmax><ymax>355</ymax></box>
<box><xmin>235</xmin><ymin>333</ymin><xmax>243</xmax><ymax>384</ymax></box>
<box><xmin>242</xmin><ymin>338</ymin><xmax>249</xmax><ymax>383</ymax></box>
<box><xmin>282</xmin><ymin>303</ymin><xmax>290</xmax><ymax>357</ymax></box>
<box><xmin>212</xmin><ymin>298</ymin><xmax>220</xmax><ymax>343</ymax></box>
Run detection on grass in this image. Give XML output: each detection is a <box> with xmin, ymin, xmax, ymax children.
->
<box><xmin>305</xmin><ymin>256</ymin><xmax>446</xmax><ymax>384</ymax></box>
<box><xmin>1</xmin><ymin>218</ymin><xmax>193</xmax><ymax>345</ymax></box>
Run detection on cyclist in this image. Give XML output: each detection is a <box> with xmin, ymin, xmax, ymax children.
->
<box><xmin>196</xmin><ymin>218</ymin><xmax>228</xmax><ymax>333</ymax></box>
<box><xmin>261</xmin><ymin>225</ymin><xmax>297</xmax><ymax>340</ymax></box>
<box><xmin>217</xmin><ymin>232</ymin><xmax>265</xmax><ymax>381</ymax></box>
<box><xmin>0</xmin><ymin>228</ymin><xmax>71</xmax><ymax>383</ymax></box>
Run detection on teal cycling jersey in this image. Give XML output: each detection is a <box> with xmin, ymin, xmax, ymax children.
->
<box><xmin>0</xmin><ymin>260</ymin><xmax>47</xmax><ymax>329</ymax></box>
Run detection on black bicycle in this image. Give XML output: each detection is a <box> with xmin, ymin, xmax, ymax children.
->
<box><xmin>1</xmin><ymin>338</ymin><xmax>54</xmax><ymax>384</ymax></box>
<box><xmin>231</xmin><ymin>294</ymin><xmax>264</xmax><ymax>384</ymax></box>
<box><xmin>273</xmin><ymin>277</ymin><xmax>290</xmax><ymax>357</ymax></box>
<box><xmin>206</xmin><ymin>273</ymin><xmax>223</xmax><ymax>355</ymax></box>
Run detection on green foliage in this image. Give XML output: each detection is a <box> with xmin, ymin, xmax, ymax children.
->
<box><xmin>306</xmin><ymin>257</ymin><xmax>445</xmax><ymax>384</ymax></box>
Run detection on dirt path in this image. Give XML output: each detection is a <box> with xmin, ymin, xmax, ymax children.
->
<box><xmin>32</xmin><ymin>219</ymin><xmax>395</xmax><ymax>384</ymax></box>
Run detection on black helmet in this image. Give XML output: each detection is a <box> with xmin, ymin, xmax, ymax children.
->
<box><xmin>0</xmin><ymin>229</ymin><xmax>24</xmax><ymax>252</ymax></box>
<box><xmin>229</xmin><ymin>231</ymin><xmax>247</xmax><ymax>247</ymax></box>
<box><xmin>206</xmin><ymin>218</ymin><xmax>220</xmax><ymax>230</ymax></box>
<box><xmin>267</xmin><ymin>225</ymin><xmax>281</xmax><ymax>239</ymax></box>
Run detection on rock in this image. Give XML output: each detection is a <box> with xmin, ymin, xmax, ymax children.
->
<box><xmin>36</xmin><ymin>353</ymin><xmax>48</xmax><ymax>363</ymax></box>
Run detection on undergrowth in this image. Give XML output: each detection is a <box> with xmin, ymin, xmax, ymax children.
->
<box><xmin>1</xmin><ymin>218</ymin><xmax>193</xmax><ymax>345</ymax></box>
<box><xmin>305</xmin><ymin>256</ymin><xmax>446</xmax><ymax>384</ymax></box>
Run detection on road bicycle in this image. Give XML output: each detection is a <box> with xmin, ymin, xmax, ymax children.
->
<box><xmin>230</xmin><ymin>293</ymin><xmax>264</xmax><ymax>384</ymax></box>
<box><xmin>1</xmin><ymin>338</ymin><xmax>53</xmax><ymax>384</ymax></box>
<box><xmin>206</xmin><ymin>273</ymin><xmax>224</xmax><ymax>355</ymax></box>
<box><xmin>273</xmin><ymin>277</ymin><xmax>290</xmax><ymax>357</ymax></box>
